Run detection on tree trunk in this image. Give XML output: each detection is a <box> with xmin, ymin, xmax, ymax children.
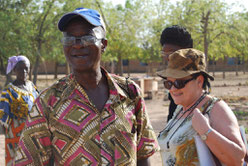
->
<box><xmin>54</xmin><ymin>61</ymin><xmax>58</xmax><ymax>79</ymax></box>
<box><xmin>127</xmin><ymin>62</ymin><xmax>130</xmax><ymax>77</ymax></box>
<box><xmin>117</xmin><ymin>56</ymin><xmax>123</xmax><ymax>76</ymax></box>
<box><xmin>235</xmin><ymin>63</ymin><xmax>239</xmax><ymax>76</ymax></box>
<box><xmin>32</xmin><ymin>0</ymin><xmax>55</xmax><ymax>84</ymax></box>
<box><xmin>146</xmin><ymin>65</ymin><xmax>149</xmax><ymax>77</ymax></box>
<box><xmin>111</xmin><ymin>61</ymin><xmax>115</xmax><ymax>73</ymax></box>
<box><xmin>29</xmin><ymin>65</ymin><xmax>33</xmax><ymax>81</ymax></box>
<box><xmin>243</xmin><ymin>63</ymin><xmax>246</xmax><ymax>74</ymax></box>
<box><xmin>33</xmin><ymin>53</ymin><xmax>40</xmax><ymax>85</ymax></box>
<box><xmin>201</xmin><ymin>10</ymin><xmax>211</xmax><ymax>69</ymax></box>
<box><xmin>242</xmin><ymin>57</ymin><xmax>246</xmax><ymax>74</ymax></box>
<box><xmin>66</xmin><ymin>62</ymin><xmax>70</xmax><ymax>75</ymax></box>
<box><xmin>0</xmin><ymin>56</ymin><xmax>4</xmax><ymax>75</ymax></box>
<box><xmin>33</xmin><ymin>41</ymin><xmax>42</xmax><ymax>85</ymax></box>
<box><xmin>203</xmin><ymin>36</ymin><xmax>207</xmax><ymax>63</ymax></box>
<box><xmin>212</xmin><ymin>63</ymin><xmax>216</xmax><ymax>77</ymax></box>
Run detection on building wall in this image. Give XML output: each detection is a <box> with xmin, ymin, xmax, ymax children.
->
<box><xmin>37</xmin><ymin>61</ymin><xmax>66</xmax><ymax>74</ymax></box>
<box><xmin>37</xmin><ymin>58</ymin><xmax>248</xmax><ymax>74</ymax></box>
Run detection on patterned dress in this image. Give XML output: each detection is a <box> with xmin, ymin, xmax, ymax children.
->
<box><xmin>0</xmin><ymin>80</ymin><xmax>39</xmax><ymax>166</ymax></box>
<box><xmin>14</xmin><ymin>69</ymin><xmax>158</xmax><ymax>166</ymax></box>
<box><xmin>158</xmin><ymin>97</ymin><xmax>220</xmax><ymax>166</ymax></box>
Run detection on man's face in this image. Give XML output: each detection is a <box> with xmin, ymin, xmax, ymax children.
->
<box><xmin>63</xmin><ymin>19</ymin><xmax>106</xmax><ymax>73</ymax></box>
<box><xmin>161</xmin><ymin>44</ymin><xmax>182</xmax><ymax>61</ymax></box>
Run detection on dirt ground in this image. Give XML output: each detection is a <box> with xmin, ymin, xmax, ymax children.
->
<box><xmin>0</xmin><ymin>71</ymin><xmax>247</xmax><ymax>165</ymax></box>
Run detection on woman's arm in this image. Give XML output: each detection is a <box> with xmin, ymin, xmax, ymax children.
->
<box><xmin>192</xmin><ymin>100</ymin><xmax>246</xmax><ymax>166</ymax></box>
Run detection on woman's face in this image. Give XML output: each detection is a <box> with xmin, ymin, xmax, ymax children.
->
<box><xmin>167</xmin><ymin>75</ymin><xmax>202</xmax><ymax>108</ymax></box>
<box><xmin>161</xmin><ymin>44</ymin><xmax>182</xmax><ymax>61</ymax></box>
<box><xmin>14</xmin><ymin>61</ymin><xmax>30</xmax><ymax>82</ymax></box>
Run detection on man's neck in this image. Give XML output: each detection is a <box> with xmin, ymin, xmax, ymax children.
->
<box><xmin>73</xmin><ymin>68</ymin><xmax>103</xmax><ymax>90</ymax></box>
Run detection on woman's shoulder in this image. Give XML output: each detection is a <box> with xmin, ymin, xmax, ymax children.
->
<box><xmin>26</xmin><ymin>80</ymin><xmax>35</xmax><ymax>87</ymax></box>
<box><xmin>210</xmin><ymin>96</ymin><xmax>231</xmax><ymax>113</ymax></box>
<box><xmin>1</xmin><ymin>83</ymin><xmax>17</xmax><ymax>96</ymax></box>
<box><xmin>203</xmin><ymin>95</ymin><xmax>229</xmax><ymax>114</ymax></box>
<box><xmin>3</xmin><ymin>83</ymin><xmax>13</xmax><ymax>90</ymax></box>
<box><xmin>209</xmin><ymin>96</ymin><xmax>238</xmax><ymax>127</ymax></box>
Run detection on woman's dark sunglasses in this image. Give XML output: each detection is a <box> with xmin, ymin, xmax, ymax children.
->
<box><xmin>163</xmin><ymin>77</ymin><xmax>196</xmax><ymax>90</ymax></box>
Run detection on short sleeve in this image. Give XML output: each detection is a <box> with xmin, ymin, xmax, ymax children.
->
<box><xmin>130</xmin><ymin>83</ymin><xmax>159</xmax><ymax>159</ymax></box>
<box><xmin>0</xmin><ymin>89</ymin><xmax>13</xmax><ymax>128</ymax></box>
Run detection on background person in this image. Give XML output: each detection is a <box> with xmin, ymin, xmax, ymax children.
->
<box><xmin>160</xmin><ymin>25</ymin><xmax>193</xmax><ymax>122</ymax></box>
<box><xmin>14</xmin><ymin>7</ymin><xmax>158</xmax><ymax>166</ymax></box>
<box><xmin>0</xmin><ymin>55</ymin><xmax>39</xmax><ymax>166</ymax></box>
<box><xmin>157</xmin><ymin>48</ymin><xmax>246</xmax><ymax>165</ymax></box>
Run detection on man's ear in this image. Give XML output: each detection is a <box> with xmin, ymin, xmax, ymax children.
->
<box><xmin>101</xmin><ymin>39</ymin><xmax>108</xmax><ymax>53</ymax></box>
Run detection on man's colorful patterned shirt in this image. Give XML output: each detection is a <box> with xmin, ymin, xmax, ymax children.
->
<box><xmin>14</xmin><ymin>71</ymin><xmax>158</xmax><ymax>166</ymax></box>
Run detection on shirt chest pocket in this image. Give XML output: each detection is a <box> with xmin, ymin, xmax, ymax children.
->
<box><xmin>113</xmin><ymin>99</ymin><xmax>138</xmax><ymax>134</ymax></box>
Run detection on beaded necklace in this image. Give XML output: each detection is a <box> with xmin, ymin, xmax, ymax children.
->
<box><xmin>161</xmin><ymin>92</ymin><xmax>206</xmax><ymax>149</ymax></box>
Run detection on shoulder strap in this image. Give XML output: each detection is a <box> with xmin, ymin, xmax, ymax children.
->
<box><xmin>202</xmin><ymin>97</ymin><xmax>220</xmax><ymax>115</ymax></box>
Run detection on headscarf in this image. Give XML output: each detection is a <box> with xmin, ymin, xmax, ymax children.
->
<box><xmin>6</xmin><ymin>55</ymin><xmax>30</xmax><ymax>74</ymax></box>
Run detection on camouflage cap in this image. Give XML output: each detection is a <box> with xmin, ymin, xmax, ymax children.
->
<box><xmin>157</xmin><ymin>48</ymin><xmax>214</xmax><ymax>80</ymax></box>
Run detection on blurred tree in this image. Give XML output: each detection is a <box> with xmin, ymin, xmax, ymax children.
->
<box><xmin>0</xmin><ymin>0</ymin><xmax>248</xmax><ymax>82</ymax></box>
<box><xmin>0</xmin><ymin>0</ymin><xmax>32</xmax><ymax>85</ymax></box>
<box><xmin>166</xmin><ymin>0</ymin><xmax>229</xmax><ymax>66</ymax></box>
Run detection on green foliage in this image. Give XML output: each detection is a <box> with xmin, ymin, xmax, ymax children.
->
<box><xmin>0</xmin><ymin>0</ymin><xmax>248</xmax><ymax>75</ymax></box>
<box><xmin>0</xmin><ymin>0</ymin><xmax>32</xmax><ymax>62</ymax></box>
<box><xmin>234</xmin><ymin>110</ymin><xmax>248</xmax><ymax>120</ymax></box>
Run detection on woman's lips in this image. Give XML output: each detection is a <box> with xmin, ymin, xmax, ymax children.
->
<box><xmin>171</xmin><ymin>92</ymin><xmax>183</xmax><ymax>97</ymax></box>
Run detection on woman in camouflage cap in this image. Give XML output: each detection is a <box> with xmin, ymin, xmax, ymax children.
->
<box><xmin>157</xmin><ymin>48</ymin><xmax>246</xmax><ymax>165</ymax></box>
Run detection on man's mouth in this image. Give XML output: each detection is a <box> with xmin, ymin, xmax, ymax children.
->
<box><xmin>71</xmin><ymin>54</ymin><xmax>88</xmax><ymax>58</ymax></box>
<box><xmin>71</xmin><ymin>48</ymin><xmax>90</xmax><ymax>58</ymax></box>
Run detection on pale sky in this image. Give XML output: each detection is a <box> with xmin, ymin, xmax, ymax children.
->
<box><xmin>104</xmin><ymin>0</ymin><xmax>248</xmax><ymax>12</ymax></box>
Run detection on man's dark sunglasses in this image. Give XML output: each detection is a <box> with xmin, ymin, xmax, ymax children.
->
<box><xmin>163</xmin><ymin>77</ymin><xmax>196</xmax><ymax>90</ymax></box>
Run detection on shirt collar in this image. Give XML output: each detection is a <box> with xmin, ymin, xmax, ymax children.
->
<box><xmin>67</xmin><ymin>68</ymin><xmax>129</xmax><ymax>100</ymax></box>
<box><xmin>101</xmin><ymin>68</ymin><xmax>129</xmax><ymax>99</ymax></box>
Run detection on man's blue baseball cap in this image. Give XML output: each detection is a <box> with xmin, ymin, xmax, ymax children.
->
<box><xmin>58</xmin><ymin>7</ymin><xmax>106</xmax><ymax>31</ymax></box>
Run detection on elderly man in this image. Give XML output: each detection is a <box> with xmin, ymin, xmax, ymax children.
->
<box><xmin>14</xmin><ymin>7</ymin><xmax>158</xmax><ymax>165</ymax></box>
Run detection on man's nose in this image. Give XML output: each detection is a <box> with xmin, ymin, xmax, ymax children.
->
<box><xmin>72</xmin><ymin>39</ymin><xmax>84</xmax><ymax>49</ymax></box>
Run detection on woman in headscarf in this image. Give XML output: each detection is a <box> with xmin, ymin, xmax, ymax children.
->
<box><xmin>157</xmin><ymin>49</ymin><xmax>246</xmax><ymax>166</ymax></box>
<box><xmin>0</xmin><ymin>55</ymin><xmax>39</xmax><ymax>165</ymax></box>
